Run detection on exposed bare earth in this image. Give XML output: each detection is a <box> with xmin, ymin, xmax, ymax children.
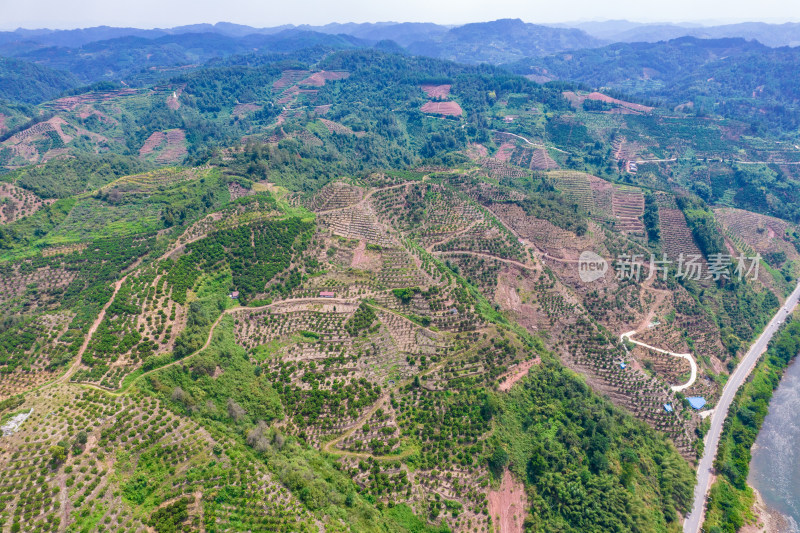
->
<box><xmin>46</xmin><ymin>88</ymin><xmax>138</xmax><ymax>111</ymax></box>
<box><xmin>563</xmin><ymin>91</ymin><xmax>654</xmax><ymax>113</ymax></box>
<box><xmin>498</xmin><ymin>358</ymin><xmax>541</xmax><ymax>392</ymax></box>
<box><xmin>421</xmin><ymin>101</ymin><xmax>463</xmax><ymax>116</ymax></box>
<box><xmin>740</xmin><ymin>488</ymin><xmax>793</xmax><ymax>533</ymax></box>
<box><xmin>233</xmin><ymin>103</ymin><xmax>262</xmax><ymax>116</ymax></box>
<box><xmin>494</xmin><ymin>142</ymin><xmax>515</xmax><ymax>162</ymax></box>
<box><xmin>488</xmin><ymin>470</ymin><xmax>528</xmax><ymax>533</ymax></box>
<box><xmin>466</xmin><ymin>143</ymin><xmax>489</xmax><ymax>160</ymax></box>
<box><xmin>139</xmin><ymin>131</ymin><xmax>167</xmax><ymax>156</ymax></box>
<box><xmin>421</xmin><ymin>84</ymin><xmax>452</xmax><ymax>99</ymax></box>
<box><xmin>301</xmin><ymin>70</ymin><xmax>350</xmax><ymax>87</ymax></box>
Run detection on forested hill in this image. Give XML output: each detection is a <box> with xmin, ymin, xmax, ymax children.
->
<box><xmin>0</xmin><ymin>31</ymin><xmax>368</xmax><ymax>88</ymax></box>
<box><xmin>0</xmin><ymin>19</ymin><xmax>605</xmax><ymax>90</ymax></box>
<box><xmin>509</xmin><ymin>37</ymin><xmax>800</xmax><ymax>133</ymax></box>
<box><xmin>404</xmin><ymin>18</ymin><xmax>603</xmax><ymax>63</ymax></box>
<box><xmin>508</xmin><ymin>37</ymin><xmax>766</xmax><ymax>87</ymax></box>
<box><xmin>0</xmin><ymin>56</ymin><xmax>79</xmax><ymax>104</ymax></box>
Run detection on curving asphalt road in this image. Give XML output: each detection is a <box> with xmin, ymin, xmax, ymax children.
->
<box><xmin>683</xmin><ymin>279</ymin><xmax>800</xmax><ymax>533</ymax></box>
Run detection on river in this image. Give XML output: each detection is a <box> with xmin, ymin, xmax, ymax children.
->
<box><xmin>749</xmin><ymin>357</ymin><xmax>800</xmax><ymax>532</ymax></box>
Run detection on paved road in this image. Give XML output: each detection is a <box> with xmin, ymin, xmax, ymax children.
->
<box><xmin>684</xmin><ymin>279</ymin><xmax>800</xmax><ymax>533</ymax></box>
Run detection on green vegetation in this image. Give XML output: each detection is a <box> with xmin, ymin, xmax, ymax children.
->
<box><xmin>0</xmin><ymin>57</ymin><xmax>79</xmax><ymax>104</ymax></box>
<box><xmin>499</xmin><ymin>361</ymin><xmax>694</xmax><ymax>532</ymax></box>
<box><xmin>167</xmin><ymin>216</ymin><xmax>311</xmax><ymax>304</ymax></box>
<box><xmin>677</xmin><ymin>194</ymin><xmax>727</xmax><ymax>259</ymax></box>
<box><xmin>644</xmin><ymin>191</ymin><xmax>660</xmax><ymax>242</ymax></box>
<box><xmin>345</xmin><ymin>303</ymin><xmax>378</xmax><ymax>336</ymax></box>
<box><xmin>10</xmin><ymin>154</ymin><xmax>147</xmax><ymax>199</ymax></box>
<box><xmin>392</xmin><ymin>287</ymin><xmax>419</xmax><ymax>303</ymax></box>
<box><xmin>704</xmin><ymin>318</ymin><xmax>800</xmax><ymax>532</ymax></box>
<box><xmin>2</xmin><ymin>35</ymin><xmax>800</xmax><ymax>533</ymax></box>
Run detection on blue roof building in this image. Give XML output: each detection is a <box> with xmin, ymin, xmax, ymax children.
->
<box><xmin>687</xmin><ymin>397</ymin><xmax>707</xmax><ymax>410</ymax></box>
<box><xmin>663</xmin><ymin>403</ymin><xmax>673</xmax><ymax>413</ymax></box>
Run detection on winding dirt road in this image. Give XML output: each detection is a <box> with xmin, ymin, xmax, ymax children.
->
<box><xmin>620</xmin><ymin>330</ymin><xmax>697</xmax><ymax>392</ymax></box>
<box><xmin>56</xmin><ymin>260</ymin><xmax>142</xmax><ymax>385</ymax></box>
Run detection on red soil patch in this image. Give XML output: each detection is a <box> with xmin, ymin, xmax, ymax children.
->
<box><xmin>77</xmin><ymin>106</ymin><xmax>94</xmax><ymax>119</ymax></box>
<box><xmin>47</xmin><ymin>89</ymin><xmax>138</xmax><ymax>111</ymax></box>
<box><xmin>233</xmin><ymin>103</ymin><xmax>262</xmax><ymax>116</ymax></box>
<box><xmin>3</xmin><ymin>116</ymin><xmax>73</xmax><ymax>163</ymax></box>
<box><xmin>139</xmin><ymin>129</ymin><xmax>186</xmax><ymax>162</ymax></box>
<box><xmin>156</xmin><ymin>129</ymin><xmax>187</xmax><ymax>163</ymax></box>
<box><xmin>421</xmin><ymin>101</ymin><xmax>463</xmax><ymax>116</ymax></box>
<box><xmin>494</xmin><ymin>142</ymin><xmax>515</xmax><ymax>162</ymax></box>
<box><xmin>498</xmin><ymin>358</ymin><xmax>540</xmax><ymax>392</ymax></box>
<box><xmin>562</xmin><ymin>91</ymin><xmax>583</xmax><ymax>108</ymax></box>
<box><xmin>350</xmin><ymin>240</ymin><xmax>380</xmax><ymax>269</ymax></box>
<box><xmin>46</xmin><ymin>116</ymin><xmax>72</xmax><ymax>144</ymax></box>
<box><xmin>488</xmin><ymin>470</ymin><xmax>528</xmax><ymax>533</ymax></box>
<box><xmin>139</xmin><ymin>131</ymin><xmax>167</xmax><ymax>156</ymax></box>
<box><xmin>530</xmin><ymin>148</ymin><xmax>559</xmax><ymax>170</ymax></box>
<box><xmin>273</xmin><ymin>70</ymin><xmax>311</xmax><ymax>91</ymax></box>
<box><xmin>75</xmin><ymin>106</ymin><xmax>117</xmax><ymax>127</ymax></box>
<box><xmin>564</xmin><ymin>91</ymin><xmax>653</xmax><ymax>113</ymax></box>
<box><xmin>421</xmin><ymin>84</ymin><xmax>451</xmax><ymax>99</ymax></box>
<box><xmin>466</xmin><ymin>143</ymin><xmax>488</xmax><ymax>160</ymax></box>
<box><xmin>301</xmin><ymin>71</ymin><xmax>350</xmax><ymax>87</ymax></box>
<box><xmin>166</xmin><ymin>89</ymin><xmax>181</xmax><ymax>110</ymax></box>
<box><xmin>585</xmin><ymin>92</ymin><xmax>653</xmax><ymax>113</ymax></box>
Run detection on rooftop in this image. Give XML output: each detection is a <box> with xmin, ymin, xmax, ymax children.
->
<box><xmin>687</xmin><ymin>397</ymin><xmax>707</xmax><ymax>410</ymax></box>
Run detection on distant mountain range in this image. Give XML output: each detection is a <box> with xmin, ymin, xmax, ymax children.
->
<box><xmin>2</xmin><ymin>18</ymin><xmax>800</xmax><ymax>107</ymax></box>
<box><xmin>508</xmin><ymin>36</ymin><xmax>800</xmax><ymax>133</ymax></box>
<box><xmin>0</xmin><ymin>19</ymin><xmax>606</xmax><ymax>92</ymax></box>
<box><xmin>556</xmin><ymin>20</ymin><xmax>800</xmax><ymax>48</ymax></box>
<box><xmin>3</xmin><ymin>18</ymin><xmax>800</xmax><ymax>53</ymax></box>
<box><xmin>405</xmin><ymin>19</ymin><xmax>602</xmax><ymax>64</ymax></box>
<box><xmin>0</xmin><ymin>19</ymin><xmax>602</xmax><ymax>69</ymax></box>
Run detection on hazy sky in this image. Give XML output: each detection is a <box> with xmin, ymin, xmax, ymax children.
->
<box><xmin>2</xmin><ymin>0</ymin><xmax>800</xmax><ymax>30</ymax></box>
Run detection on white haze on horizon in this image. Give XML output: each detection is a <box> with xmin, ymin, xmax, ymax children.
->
<box><xmin>1</xmin><ymin>0</ymin><xmax>799</xmax><ymax>31</ymax></box>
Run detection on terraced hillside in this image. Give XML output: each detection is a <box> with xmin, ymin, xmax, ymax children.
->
<box><xmin>1</xmin><ymin>45</ymin><xmax>797</xmax><ymax>533</ymax></box>
<box><xmin>0</xmin><ymin>161</ymin><xmax>713</xmax><ymax>532</ymax></box>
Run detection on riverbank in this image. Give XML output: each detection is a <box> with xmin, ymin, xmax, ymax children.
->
<box><xmin>702</xmin><ymin>317</ymin><xmax>800</xmax><ymax>532</ymax></box>
<box><xmin>740</xmin><ymin>488</ymin><xmax>794</xmax><ymax>533</ymax></box>
<box><xmin>685</xmin><ymin>278</ymin><xmax>800</xmax><ymax>533</ymax></box>
<box><xmin>748</xmin><ymin>351</ymin><xmax>800</xmax><ymax>533</ymax></box>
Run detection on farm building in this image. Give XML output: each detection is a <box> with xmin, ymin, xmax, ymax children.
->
<box><xmin>686</xmin><ymin>397</ymin><xmax>707</xmax><ymax>410</ymax></box>
<box><xmin>229</xmin><ymin>291</ymin><xmax>240</xmax><ymax>299</ymax></box>
<box><xmin>319</xmin><ymin>291</ymin><xmax>335</xmax><ymax>298</ymax></box>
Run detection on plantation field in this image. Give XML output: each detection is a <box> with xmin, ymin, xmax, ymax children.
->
<box><xmin>420</xmin><ymin>101</ymin><xmax>463</xmax><ymax>116</ymax></box>
<box><xmin>1</xmin><ymin>45</ymin><xmax>794</xmax><ymax>533</ymax></box>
